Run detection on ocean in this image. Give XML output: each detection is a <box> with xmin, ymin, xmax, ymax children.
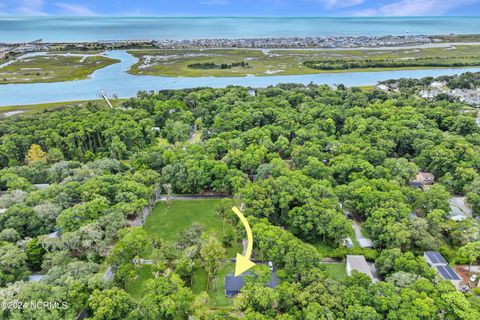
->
<box><xmin>0</xmin><ymin>16</ymin><xmax>479</xmax><ymax>42</ymax></box>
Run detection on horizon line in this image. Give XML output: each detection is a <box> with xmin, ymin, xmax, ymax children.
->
<box><xmin>1</xmin><ymin>15</ymin><xmax>480</xmax><ymax>18</ymax></box>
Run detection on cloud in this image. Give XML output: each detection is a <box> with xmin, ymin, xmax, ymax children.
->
<box><xmin>354</xmin><ymin>0</ymin><xmax>480</xmax><ymax>16</ymax></box>
<box><xmin>317</xmin><ymin>0</ymin><xmax>365</xmax><ymax>9</ymax></box>
<box><xmin>55</xmin><ymin>3</ymin><xmax>95</xmax><ymax>15</ymax></box>
<box><xmin>199</xmin><ymin>0</ymin><xmax>229</xmax><ymax>5</ymax></box>
<box><xmin>16</xmin><ymin>0</ymin><xmax>45</xmax><ymax>15</ymax></box>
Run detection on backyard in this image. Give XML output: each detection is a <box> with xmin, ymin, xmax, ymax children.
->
<box><xmin>144</xmin><ymin>198</ymin><xmax>236</xmax><ymax>241</ymax></box>
<box><xmin>128</xmin><ymin>198</ymin><xmax>241</xmax><ymax>307</ymax></box>
<box><xmin>322</xmin><ymin>263</ymin><xmax>347</xmax><ymax>280</ymax></box>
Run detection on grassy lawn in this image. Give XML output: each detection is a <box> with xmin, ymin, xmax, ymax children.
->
<box><xmin>192</xmin><ymin>262</ymin><xmax>235</xmax><ymax>307</ymax></box>
<box><xmin>0</xmin><ymin>54</ymin><xmax>119</xmax><ymax>84</ymax></box>
<box><xmin>145</xmin><ymin>199</ymin><xmax>235</xmax><ymax>241</ymax></box>
<box><xmin>126</xmin><ymin>265</ymin><xmax>154</xmax><ymax>301</ymax></box>
<box><xmin>128</xmin><ymin>45</ymin><xmax>480</xmax><ymax>77</ymax></box>
<box><xmin>322</xmin><ymin>262</ymin><xmax>347</xmax><ymax>280</ymax></box>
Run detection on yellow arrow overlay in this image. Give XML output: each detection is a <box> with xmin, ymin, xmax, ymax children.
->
<box><xmin>232</xmin><ymin>206</ymin><xmax>256</xmax><ymax>277</ymax></box>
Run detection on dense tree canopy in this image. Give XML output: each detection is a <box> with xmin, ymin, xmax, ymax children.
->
<box><xmin>1</xmin><ymin>80</ymin><xmax>480</xmax><ymax>319</ymax></box>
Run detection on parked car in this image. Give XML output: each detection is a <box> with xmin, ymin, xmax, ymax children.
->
<box><xmin>267</xmin><ymin>261</ymin><xmax>274</xmax><ymax>271</ymax></box>
<box><xmin>342</xmin><ymin>237</ymin><xmax>353</xmax><ymax>248</ymax></box>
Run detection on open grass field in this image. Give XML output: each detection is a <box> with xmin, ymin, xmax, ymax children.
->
<box><xmin>128</xmin><ymin>45</ymin><xmax>480</xmax><ymax>77</ymax></box>
<box><xmin>144</xmin><ymin>199</ymin><xmax>235</xmax><ymax>241</ymax></box>
<box><xmin>0</xmin><ymin>54</ymin><xmax>119</xmax><ymax>84</ymax></box>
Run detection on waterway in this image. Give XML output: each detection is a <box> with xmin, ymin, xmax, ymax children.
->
<box><xmin>2</xmin><ymin>50</ymin><xmax>480</xmax><ymax>106</ymax></box>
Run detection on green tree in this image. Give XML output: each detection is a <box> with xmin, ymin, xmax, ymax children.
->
<box><xmin>89</xmin><ymin>288</ymin><xmax>136</xmax><ymax>320</ymax></box>
<box><xmin>109</xmin><ymin>227</ymin><xmax>151</xmax><ymax>266</ymax></box>
<box><xmin>456</xmin><ymin>241</ymin><xmax>480</xmax><ymax>271</ymax></box>
<box><xmin>26</xmin><ymin>238</ymin><xmax>46</xmax><ymax>271</ymax></box>
<box><xmin>199</xmin><ymin>233</ymin><xmax>225</xmax><ymax>291</ymax></box>
<box><xmin>0</xmin><ymin>242</ymin><xmax>29</xmax><ymax>286</ymax></box>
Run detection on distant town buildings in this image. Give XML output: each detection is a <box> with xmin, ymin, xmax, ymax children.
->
<box><xmin>379</xmin><ymin>76</ymin><xmax>480</xmax><ymax>111</ymax></box>
<box><xmin>420</xmin><ymin>86</ymin><xmax>480</xmax><ymax>107</ymax></box>
<box><xmin>1</xmin><ymin>34</ymin><xmax>435</xmax><ymax>60</ymax></box>
<box><xmin>153</xmin><ymin>35</ymin><xmax>433</xmax><ymax>50</ymax></box>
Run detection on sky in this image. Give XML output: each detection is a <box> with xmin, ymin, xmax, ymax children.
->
<box><xmin>0</xmin><ymin>0</ymin><xmax>479</xmax><ymax>16</ymax></box>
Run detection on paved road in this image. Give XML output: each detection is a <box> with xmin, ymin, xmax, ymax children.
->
<box><xmin>351</xmin><ymin>220</ymin><xmax>373</xmax><ymax>248</ymax></box>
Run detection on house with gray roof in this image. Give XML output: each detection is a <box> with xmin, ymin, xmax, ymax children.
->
<box><xmin>449</xmin><ymin>197</ymin><xmax>472</xmax><ymax>221</ymax></box>
<box><xmin>410</xmin><ymin>172</ymin><xmax>435</xmax><ymax>189</ymax></box>
<box><xmin>224</xmin><ymin>267</ymin><xmax>279</xmax><ymax>297</ymax></box>
<box><xmin>346</xmin><ymin>255</ymin><xmax>377</xmax><ymax>282</ymax></box>
<box><xmin>28</xmin><ymin>274</ymin><xmax>45</xmax><ymax>282</ymax></box>
<box><xmin>33</xmin><ymin>183</ymin><xmax>50</xmax><ymax>190</ymax></box>
<box><xmin>424</xmin><ymin>251</ymin><xmax>461</xmax><ymax>289</ymax></box>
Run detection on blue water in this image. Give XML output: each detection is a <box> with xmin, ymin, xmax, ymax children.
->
<box><xmin>2</xmin><ymin>50</ymin><xmax>480</xmax><ymax>107</ymax></box>
<box><xmin>0</xmin><ymin>17</ymin><xmax>480</xmax><ymax>42</ymax></box>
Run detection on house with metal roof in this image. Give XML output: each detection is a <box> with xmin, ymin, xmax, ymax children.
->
<box><xmin>346</xmin><ymin>255</ymin><xmax>377</xmax><ymax>283</ymax></box>
<box><xmin>28</xmin><ymin>274</ymin><xmax>45</xmax><ymax>282</ymax></box>
<box><xmin>358</xmin><ymin>238</ymin><xmax>373</xmax><ymax>248</ymax></box>
<box><xmin>449</xmin><ymin>197</ymin><xmax>472</xmax><ymax>221</ymax></box>
<box><xmin>33</xmin><ymin>183</ymin><xmax>50</xmax><ymax>190</ymax></box>
<box><xmin>424</xmin><ymin>251</ymin><xmax>462</xmax><ymax>289</ymax></box>
<box><xmin>224</xmin><ymin>268</ymin><xmax>279</xmax><ymax>297</ymax></box>
<box><xmin>47</xmin><ymin>230</ymin><xmax>61</xmax><ymax>239</ymax></box>
<box><xmin>424</xmin><ymin>251</ymin><xmax>448</xmax><ymax>266</ymax></box>
<box><xmin>225</xmin><ymin>275</ymin><xmax>245</xmax><ymax>297</ymax></box>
